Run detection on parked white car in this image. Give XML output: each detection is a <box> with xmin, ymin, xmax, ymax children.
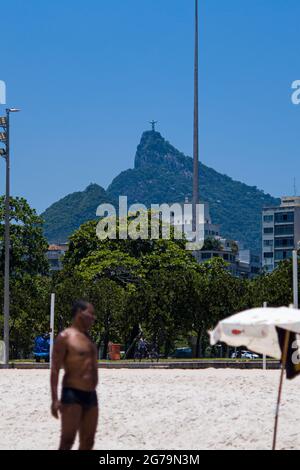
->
<box><xmin>231</xmin><ymin>350</ymin><xmax>259</xmax><ymax>360</ymax></box>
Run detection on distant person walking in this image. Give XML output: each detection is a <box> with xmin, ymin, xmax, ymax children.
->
<box><xmin>50</xmin><ymin>300</ymin><xmax>98</xmax><ymax>450</ymax></box>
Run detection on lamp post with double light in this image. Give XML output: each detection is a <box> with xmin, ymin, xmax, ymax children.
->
<box><xmin>0</xmin><ymin>108</ymin><xmax>20</xmax><ymax>365</ymax></box>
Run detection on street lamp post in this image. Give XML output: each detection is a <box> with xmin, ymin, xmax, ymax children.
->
<box><xmin>0</xmin><ymin>108</ymin><xmax>20</xmax><ymax>365</ymax></box>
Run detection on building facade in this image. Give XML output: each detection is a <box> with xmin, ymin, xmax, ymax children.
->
<box><xmin>194</xmin><ymin>241</ymin><xmax>261</xmax><ymax>279</ymax></box>
<box><xmin>237</xmin><ymin>249</ymin><xmax>261</xmax><ymax>278</ymax></box>
<box><xmin>193</xmin><ymin>247</ymin><xmax>238</xmax><ymax>276</ymax></box>
<box><xmin>184</xmin><ymin>203</ymin><xmax>261</xmax><ymax>278</ymax></box>
<box><xmin>46</xmin><ymin>244</ymin><xmax>68</xmax><ymax>271</ymax></box>
<box><xmin>166</xmin><ymin>201</ymin><xmax>220</xmax><ymax>243</ymax></box>
<box><xmin>262</xmin><ymin>196</ymin><xmax>300</xmax><ymax>272</ymax></box>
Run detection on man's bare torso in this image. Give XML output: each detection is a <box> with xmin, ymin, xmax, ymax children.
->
<box><xmin>60</xmin><ymin>327</ymin><xmax>98</xmax><ymax>392</ymax></box>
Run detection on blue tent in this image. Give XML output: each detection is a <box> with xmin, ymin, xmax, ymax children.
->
<box><xmin>33</xmin><ymin>335</ymin><xmax>50</xmax><ymax>362</ymax></box>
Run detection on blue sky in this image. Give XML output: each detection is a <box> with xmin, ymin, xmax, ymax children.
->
<box><xmin>0</xmin><ymin>0</ymin><xmax>300</xmax><ymax>213</ymax></box>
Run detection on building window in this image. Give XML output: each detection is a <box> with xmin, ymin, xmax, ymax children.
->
<box><xmin>274</xmin><ymin>225</ymin><xmax>294</xmax><ymax>236</ymax></box>
<box><xmin>201</xmin><ymin>253</ymin><xmax>212</xmax><ymax>260</ymax></box>
<box><xmin>251</xmin><ymin>267</ymin><xmax>260</xmax><ymax>274</ymax></box>
<box><xmin>263</xmin><ymin>215</ymin><xmax>274</xmax><ymax>223</ymax></box>
<box><xmin>264</xmin><ymin>252</ymin><xmax>273</xmax><ymax>259</ymax></box>
<box><xmin>275</xmin><ymin>238</ymin><xmax>294</xmax><ymax>248</ymax></box>
<box><xmin>50</xmin><ymin>259</ymin><xmax>60</xmax><ymax>268</ymax></box>
<box><xmin>275</xmin><ymin>212</ymin><xmax>294</xmax><ymax>223</ymax></box>
<box><xmin>264</xmin><ymin>240</ymin><xmax>273</xmax><ymax>247</ymax></box>
<box><xmin>264</xmin><ymin>227</ymin><xmax>274</xmax><ymax>234</ymax></box>
<box><xmin>274</xmin><ymin>250</ymin><xmax>293</xmax><ymax>261</ymax></box>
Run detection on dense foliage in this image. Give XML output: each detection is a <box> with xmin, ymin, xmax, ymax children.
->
<box><xmin>50</xmin><ymin>219</ymin><xmax>300</xmax><ymax>360</ymax></box>
<box><xmin>0</xmin><ymin>196</ymin><xmax>50</xmax><ymax>357</ymax></box>
<box><xmin>0</xmin><ymin>196</ymin><xmax>49</xmax><ymax>277</ymax></box>
<box><xmin>2</xmin><ymin>199</ymin><xmax>299</xmax><ymax>360</ymax></box>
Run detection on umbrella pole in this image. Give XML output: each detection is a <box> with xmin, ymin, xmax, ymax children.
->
<box><xmin>272</xmin><ymin>330</ymin><xmax>290</xmax><ymax>451</ymax></box>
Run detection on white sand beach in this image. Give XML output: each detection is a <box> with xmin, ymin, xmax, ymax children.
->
<box><xmin>0</xmin><ymin>368</ymin><xmax>299</xmax><ymax>450</ymax></box>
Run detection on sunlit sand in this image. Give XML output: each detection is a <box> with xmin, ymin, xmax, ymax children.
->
<box><xmin>0</xmin><ymin>369</ymin><xmax>299</xmax><ymax>450</ymax></box>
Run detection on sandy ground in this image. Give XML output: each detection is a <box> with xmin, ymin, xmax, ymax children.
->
<box><xmin>0</xmin><ymin>368</ymin><xmax>300</xmax><ymax>450</ymax></box>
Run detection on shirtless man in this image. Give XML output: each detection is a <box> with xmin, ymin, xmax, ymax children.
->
<box><xmin>50</xmin><ymin>300</ymin><xmax>98</xmax><ymax>450</ymax></box>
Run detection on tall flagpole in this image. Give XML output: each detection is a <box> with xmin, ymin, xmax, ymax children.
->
<box><xmin>192</xmin><ymin>0</ymin><xmax>199</xmax><ymax>233</ymax></box>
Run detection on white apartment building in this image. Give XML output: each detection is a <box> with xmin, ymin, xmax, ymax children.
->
<box><xmin>166</xmin><ymin>201</ymin><xmax>220</xmax><ymax>243</ymax></box>
<box><xmin>262</xmin><ymin>196</ymin><xmax>300</xmax><ymax>272</ymax></box>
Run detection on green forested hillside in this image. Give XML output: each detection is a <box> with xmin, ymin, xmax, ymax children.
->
<box><xmin>42</xmin><ymin>184</ymin><xmax>112</xmax><ymax>243</ymax></box>
<box><xmin>42</xmin><ymin>131</ymin><xmax>280</xmax><ymax>252</ymax></box>
<box><xmin>107</xmin><ymin>131</ymin><xmax>279</xmax><ymax>252</ymax></box>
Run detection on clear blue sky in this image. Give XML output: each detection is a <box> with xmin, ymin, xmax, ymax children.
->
<box><xmin>1</xmin><ymin>0</ymin><xmax>299</xmax><ymax>213</ymax></box>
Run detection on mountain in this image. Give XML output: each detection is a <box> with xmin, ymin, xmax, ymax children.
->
<box><xmin>42</xmin><ymin>131</ymin><xmax>280</xmax><ymax>252</ymax></box>
<box><xmin>42</xmin><ymin>183</ymin><xmax>111</xmax><ymax>243</ymax></box>
<box><xmin>107</xmin><ymin>131</ymin><xmax>279</xmax><ymax>252</ymax></box>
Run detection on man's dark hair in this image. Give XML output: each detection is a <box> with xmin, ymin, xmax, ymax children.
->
<box><xmin>71</xmin><ymin>300</ymin><xmax>89</xmax><ymax>319</ymax></box>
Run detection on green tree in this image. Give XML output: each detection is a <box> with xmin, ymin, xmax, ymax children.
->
<box><xmin>249</xmin><ymin>259</ymin><xmax>295</xmax><ymax>308</ymax></box>
<box><xmin>76</xmin><ymin>249</ymin><xmax>142</xmax><ymax>286</ymax></box>
<box><xmin>88</xmin><ymin>279</ymin><xmax>128</xmax><ymax>358</ymax></box>
<box><xmin>0</xmin><ymin>196</ymin><xmax>49</xmax><ymax>277</ymax></box>
<box><xmin>53</xmin><ymin>272</ymin><xmax>128</xmax><ymax>358</ymax></box>
<box><xmin>125</xmin><ymin>243</ymin><xmax>198</xmax><ymax>356</ymax></box>
<box><xmin>190</xmin><ymin>258</ymin><xmax>247</xmax><ymax>357</ymax></box>
<box><xmin>63</xmin><ymin>214</ymin><xmax>187</xmax><ymax>271</ymax></box>
<box><xmin>61</xmin><ymin>217</ymin><xmax>199</xmax><ymax>356</ymax></box>
<box><xmin>0</xmin><ymin>197</ymin><xmax>50</xmax><ymax>358</ymax></box>
<box><xmin>202</xmin><ymin>237</ymin><xmax>223</xmax><ymax>251</ymax></box>
<box><xmin>0</xmin><ymin>274</ymin><xmax>52</xmax><ymax>358</ymax></box>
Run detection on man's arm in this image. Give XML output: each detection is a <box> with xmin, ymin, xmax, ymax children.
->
<box><xmin>50</xmin><ymin>332</ymin><xmax>67</xmax><ymax>418</ymax></box>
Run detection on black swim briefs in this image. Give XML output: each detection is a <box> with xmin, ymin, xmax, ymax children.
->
<box><xmin>61</xmin><ymin>387</ymin><xmax>98</xmax><ymax>410</ymax></box>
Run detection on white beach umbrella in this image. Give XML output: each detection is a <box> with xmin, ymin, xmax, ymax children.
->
<box><xmin>210</xmin><ymin>306</ymin><xmax>300</xmax><ymax>359</ymax></box>
<box><xmin>210</xmin><ymin>306</ymin><xmax>300</xmax><ymax>450</ymax></box>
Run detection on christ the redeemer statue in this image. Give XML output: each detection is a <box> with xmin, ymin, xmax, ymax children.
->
<box><xmin>149</xmin><ymin>120</ymin><xmax>158</xmax><ymax>132</ymax></box>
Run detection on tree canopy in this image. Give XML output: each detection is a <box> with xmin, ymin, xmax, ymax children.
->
<box><xmin>2</xmin><ymin>202</ymin><xmax>300</xmax><ymax>360</ymax></box>
<box><xmin>0</xmin><ymin>196</ymin><xmax>49</xmax><ymax>277</ymax></box>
